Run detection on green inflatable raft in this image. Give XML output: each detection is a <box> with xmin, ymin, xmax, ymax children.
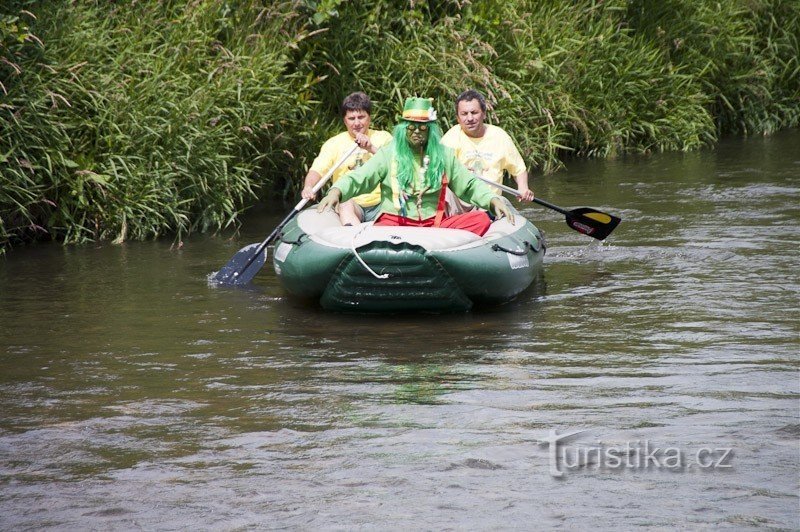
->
<box><xmin>272</xmin><ymin>205</ymin><xmax>546</xmax><ymax>312</ymax></box>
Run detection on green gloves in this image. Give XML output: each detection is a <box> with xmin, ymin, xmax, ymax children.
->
<box><xmin>490</xmin><ymin>197</ymin><xmax>515</xmax><ymax>225</ymax></box>
<box><xmin>317</xmin><ymin>188</ymin><xmax>342</xmax><ymax>213</ymax></box>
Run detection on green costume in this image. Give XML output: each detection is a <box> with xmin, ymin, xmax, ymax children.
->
<box><xmin>332</xmin><ymin>142</ymin><xmax>498</xmax><ymax>220</ymax></box>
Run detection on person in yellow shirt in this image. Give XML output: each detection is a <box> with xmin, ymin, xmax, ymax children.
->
<box><xmin>441</xmin><ymin>89</ymin><xmax>534</xmax><ymax>213</ymax></box>
<box><xmin>302</xmin><ymin>92</ymin><xmax>392</xmax><ymax>225</ymax></box>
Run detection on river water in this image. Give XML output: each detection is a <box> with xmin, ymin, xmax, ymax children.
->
<box><xmin>1</xmin><ymin>130</ymin><xmax>798</xmax><ymax>529</ymax></box>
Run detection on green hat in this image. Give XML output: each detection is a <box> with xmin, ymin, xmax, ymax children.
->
<box><xmin>401</xmin><ymin>97</ymin><xmax>437</xmax><ymax>122</ymax></box>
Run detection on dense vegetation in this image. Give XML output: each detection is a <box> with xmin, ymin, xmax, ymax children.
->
<box><xmin>2</xmin><ymin>0</ymin><xmax>798</xmax><ymax>251</ymax></box>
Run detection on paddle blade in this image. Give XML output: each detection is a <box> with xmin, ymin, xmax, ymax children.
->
<box><xmin>209</xmin><ymin>243</ymin><xmax>266</xmax><ymax>285</ymax></box>
<box><xmin>565</xmin><ymin>208</ymin><xmax>621</xmax><ymax>240</ymax></box>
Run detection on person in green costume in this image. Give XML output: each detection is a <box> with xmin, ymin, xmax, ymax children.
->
<box><xmin>317</xmin><ymin>97</ymin><xmax>513</xmax><ymax>235</ymax></box>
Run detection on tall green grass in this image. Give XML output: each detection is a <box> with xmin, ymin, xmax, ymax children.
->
<box><xmin>626</xmin><ymin>0</ymin><xmax>800</xmax><ymax>135</ymax></box>
<box><xmin>461</xmin><ymin>0</ymin><xmax>716</xmax><ymax>166</ymax></box>
<box><xmin>2</xmin><ymin>0</ymin><xmax>798</xmax><ymax>252</ymax></box>
<box><xmin>2</xmin><ymin>1</ymin><xmax>314</xmax><ymax>248</ymax></box>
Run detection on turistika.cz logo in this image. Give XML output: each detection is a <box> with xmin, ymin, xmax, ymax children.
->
<box><xmin>538</xmin><ymin>429</ymin><xmax>734</xmax><ymax>478</ymax></box>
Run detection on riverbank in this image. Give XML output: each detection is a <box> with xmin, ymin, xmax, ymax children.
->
<box><xmin>2</xmin><ymin>0</ymin><xmax>798</xmax><ymax>251</ymax></box>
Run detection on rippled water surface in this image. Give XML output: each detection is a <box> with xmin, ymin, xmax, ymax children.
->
<box><xmin>1</xmin><ymin>131</ymin><xmax>798</xmax><ymax>529</ymax></box>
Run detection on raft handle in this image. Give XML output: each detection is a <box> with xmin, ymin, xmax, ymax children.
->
<box><xmin>491</xmin><ymin>242</ymin><xmax>535</xmax><ymax>256</ymax></box>
<box><xmin>277</xmin><ymin>232</ymin><xmax>307</xmax><ymax>246</ymax></box>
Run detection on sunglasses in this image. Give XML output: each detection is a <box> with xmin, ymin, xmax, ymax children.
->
<box><xmin>406</xmin><ymin>123</ymin><xmax>429</xmax><ymax>132</ymax></box>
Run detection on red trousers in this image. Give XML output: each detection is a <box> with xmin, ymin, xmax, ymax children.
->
<box><xmin>374</xmin><ymin>211</ymin><xmax>492</xmax><ymax>236</ymax></box>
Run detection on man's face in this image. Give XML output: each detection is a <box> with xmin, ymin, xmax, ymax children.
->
<box><xmin>343</xmin><ymin>109</ymin><xmax>371</xmax><ymax>137</ymax></box>
<box><xmin>405</xmin><ymin>122</ymin><xmax>429</xmax><ymax>149</ymax></box>
<box><xmin>456</xmin><ymin>99</ymin><xmax>486</xmax><ymax>138</ymax></box>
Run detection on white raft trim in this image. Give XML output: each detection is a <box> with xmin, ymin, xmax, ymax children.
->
<box><xmin>296</xmin><ymin>208</ymin><xmax>526</xmax><ymax>253</ymax></box>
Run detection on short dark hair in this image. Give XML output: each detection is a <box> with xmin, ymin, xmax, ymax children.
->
<box><xmin>341</xmin><ymin>92</ymin><xmax>372</xmax><ymax>117</ymax></box>
<box><xmin>455</xmin><ymin>89</ymin><xmax>487</xmax><ymax>113</ymax></box>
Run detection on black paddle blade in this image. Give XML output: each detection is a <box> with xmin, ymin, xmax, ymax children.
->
<box><xmin>209</xmin><ymin>243</ymin><xmax>266</xmax><ymax>285</ymax></box>
<box><xmin>565</xmin><ymin>208</ymin><xmax>621</xmax><ymax>240</ymax></box>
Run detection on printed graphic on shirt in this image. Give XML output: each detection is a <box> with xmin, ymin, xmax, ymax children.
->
<box><xmin>459</xmin><ymin>150</ymin><xmax>497</xmax><ymax>178</ymax></box>
<box><xmin>347</xmin><ymin>153</ymin><xmax>365</xmax><ymax>172</ymax></box>
<box><xmin>441</xmin><ymin>124</ymin><xmax>526</xmax><ymax>186</ymax></box>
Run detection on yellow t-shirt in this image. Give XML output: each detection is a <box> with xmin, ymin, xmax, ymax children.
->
<box><xmin>441</xmin><ymin>123</ymin><xmax>526</xmax><ymax>195</ymax></box>
<box><xmin>310</xmin><ymin>129</ymin><xmax>392</xmax><ymax>207</ymax></box>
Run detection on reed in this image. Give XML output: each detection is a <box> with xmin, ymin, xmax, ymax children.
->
<box><xmin>1</xmin><ymin>1</ymin><xmax>313</xmax><ymax>249</ymax></box>
<box><xmin>2</xmin><ymin>0</ymin><xmax>797</xmax><ymax>252</ymax></box>
<box><xmin>626</xmin><ymin>0</ymin><xmax>800</xmax><ymax>136</ymax></box>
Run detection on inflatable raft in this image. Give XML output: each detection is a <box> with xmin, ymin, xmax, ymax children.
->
<box><xmin>271</xmin><ymin>204</ymin><xmax>545</xmax><ymax>312</ymax></box>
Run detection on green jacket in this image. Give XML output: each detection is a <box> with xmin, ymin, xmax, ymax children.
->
<box><xmin>332</xmin><ymin>141</ymin><xmax>499</xmax><ymax>219</ymax></box>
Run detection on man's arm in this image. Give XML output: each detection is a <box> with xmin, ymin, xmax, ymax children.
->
<box><xmin>301</xmin><ymin>169</ymin><xmax>324</xmax><ymax>200</ymax></box>
<box><xmin>318</xmin><ymin>148</ymin><xmax>390</xmax><ymax>213</ymax></box>
<box><xmin>331</xmin><ymin>147</ymin><xmax>389</xmax><ymax>201</ymax></box>
<box><xmin>302</xmin><ymin>136</ymin><xmax>339</xmax><ymax>200</ymax></box>
<box><xmin>495</xmin><ymin>126</ymin><xmax>533</xmax><ymax>202</ymax></box>
<box><xmin>514</xmin><ymin>170</ymin><xmax>534</xmax><ymax>201</ymax></box>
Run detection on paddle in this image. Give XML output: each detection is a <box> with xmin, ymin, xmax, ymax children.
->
<box><xmin>211</xmin><ymin>144</ymin><xmax>360</xmax><ymax>285</ymax></box>
<box><xmin>474</xmin><ymin>175</ymin><xmax>621</xmax><ymax>240</ymax></box>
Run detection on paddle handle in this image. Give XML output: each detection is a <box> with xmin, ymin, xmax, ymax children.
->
<box><xmin>235</xmin><ymin>143</ymin><xmax>361</xmax><ymax>279</ymax></box>
<box><xmin>532</xmin><ymin>197</ymin><xmax>569</xmax><ymax>215</ymax></box>
<box><xmin>472</xmin><ymin>173</ymin><xmax>570</xmax><ymax>216</ymax></box>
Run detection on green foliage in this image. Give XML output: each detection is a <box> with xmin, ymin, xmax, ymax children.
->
<box><xmin>460</xmin><ymin>1</ymin><xmax>715</xmax><ymax>167</ymax></box>
<box><xmin>1</xmin><ymin>0</ymin><xmax>798</xmax><ymax>252</ymax></box>
<box><xmin>626</xmin><ymin>0</ymin><xmax>800</xmax><ymax>135</ymax></box>
<box><xmin>1</xmin><ymin>0</ymin><xmax>311</xmax><ymax>248</ymax></box>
